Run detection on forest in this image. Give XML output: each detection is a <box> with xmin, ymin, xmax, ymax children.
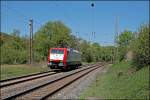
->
<box><xmin>1</xmin><ymin>21</ymin><xmax>149</xmax><ymax>69</ymax></box>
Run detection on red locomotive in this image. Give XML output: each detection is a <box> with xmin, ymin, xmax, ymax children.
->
<box><xmin>47</xmin><ymin>48</ymin><xmax>82</xmax><ymax>70</ymax></box>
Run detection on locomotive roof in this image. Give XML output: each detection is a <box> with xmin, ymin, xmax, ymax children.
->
<box><xmin>50</xmin><ymin>48</ymin><xmax>79</xmax><ymax>53</ymax></box>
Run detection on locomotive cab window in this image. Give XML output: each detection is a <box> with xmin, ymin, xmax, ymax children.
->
<box><xmin>51</xmin><ymin>49</ymin><xmax>64</xmax><ymax>54</ymax></box>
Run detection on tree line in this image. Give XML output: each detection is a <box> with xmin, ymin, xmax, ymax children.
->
<box><xmin>116</xmin><ymin>24</ymin><xmax>149</xmax><ymax>69</ymax></box>
<box><xmin>1</xmin><ymin>21</ymin><xmax>149</xmax><ymax>69</ymax></box>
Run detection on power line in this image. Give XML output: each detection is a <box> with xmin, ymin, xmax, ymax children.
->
<box><xmin>55</xmin><ymin>3</ymin><xmax>80</xmax><ymax>38</ymax></box>
<box><xmin>2</xmin><ymin>5</ymin><xmax>38</xmax><ymax>64</ymax></box>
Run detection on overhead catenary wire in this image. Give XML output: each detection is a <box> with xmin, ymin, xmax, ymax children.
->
<box><xmin>46</xmin><ymin>2</ymin><xmax>97</xmax><ymax>46</ymax></box>
<box><xmin>2</xmin><ymin>5</ymin><xmax>43</xmax><ymax>28</ymax></box>
<box><xmin>2</xmin><ymin>5</ymin><xmax>44</xmax><ymax>39</ymax></box>
<box><xmin>53</xmin><ymin>3</ymin><xmax>81</xmax><ymax>50</ymax></box>
<box><xmin>2</xmin><ymin>5</ymin><xmax>43</xmax><ymax>64</ymax></box>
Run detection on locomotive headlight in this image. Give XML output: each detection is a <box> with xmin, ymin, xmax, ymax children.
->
<box><xmin>50</xmin><ymin>62</ymin><xmax>52</xmax><ymax>65</ymax></box>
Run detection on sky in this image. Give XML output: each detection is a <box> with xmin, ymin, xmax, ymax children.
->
<box><xmin>1</xmin><ymin>1</ymin><xmax>149</xmax><ymax>46</ymax></box>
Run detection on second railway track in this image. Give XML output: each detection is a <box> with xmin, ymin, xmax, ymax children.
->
<box><xmin>1</xmin><ymin>63</ymin><xmax>103</xmax><ymax>100</ymax></box>
<box><xmin>0</xmin><ymin>70</ymin><xmax>60</xmax><ymax>88</ymax></box>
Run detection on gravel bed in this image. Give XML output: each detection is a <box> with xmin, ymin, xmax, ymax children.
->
<box><xmin>1</xmin><ymin>65</ymin><xmax>94</xmax><ymax>99</ymax></box>
<box><xmin>49</xmin><ymin>64</ymin><xmax>110</xmax><ymax>99</ymax></box>
<box><xmin>16</xmin><ymin>67</ymin><xmax>97</xmax><ymax>99</ymax></box>
<box><xmin>1</xmin><ymin>72</ymin><xmax>63</xmax><ymax>99</ymax></box>
<box><xmin>1</xmin><ymin>71</ymin><xmax>56</xmax><ymax>86</ymax></box>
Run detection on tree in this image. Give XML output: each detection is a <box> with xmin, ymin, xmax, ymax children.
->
<box><xmin>34</xmin><ymin>21</ymin><xmax>72</xmax><ymax>61</ymax></box>
<box><xmin>79</xmin><ymin>40</ymin><xmax>91</xmax><ymax>62</ymax></box>
<box><xmin>131</xmin><ymin>24</ymin><xmax>150</xmax><ymax>68</ymax></box>
<box><xmin>91</xmin><ymin>43</ymin><xmax>101</xmax><ymax>62</ymax></box>
<box><xmin>117</xmin><ymin>30</ymin><xmax>134</xmax><ymax>61</ymax></box>
<box><xmin>1</xmin><ymin>29</ymin><xmax>28</xmax><ymax>64</ymax></box>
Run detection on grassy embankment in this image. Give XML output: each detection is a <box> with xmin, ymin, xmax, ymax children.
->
<box><xmin>80</xmin><ymin>61</ymin><xmax>149</xmax><ymax>99</ymax></box>
<box><xmin>1</xmin><ymin>64</ymin><xmax>50</xmax><ymax>80</ymax></box>
<box><xmin>0</xmin><ymin>62</ymin><xmax>93</xmax><ymax>80</ymax></box>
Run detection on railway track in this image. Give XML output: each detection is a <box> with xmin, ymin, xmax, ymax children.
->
<box><xmin>1</xmin><ymin>63</ymin><xmax>103</xmax><ymax>100</ymax></box>
<box><xmin>0</xmin><ymin>70</ymin><xmax>60</xmax><ymax>88</ymax></box>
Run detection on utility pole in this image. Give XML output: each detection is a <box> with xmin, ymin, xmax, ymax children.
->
<box><xmin>91</xmin><ymin>2</ymin><xmax>95</xmax><ymax>43</ymax></box>
<box><xmin>115</xmin><ymin>16</ymin><xmax>119</xmax><ymax>61</ymax></box>
<box><xmin>29</xmin><ymin>19</ymin><xmax>33</xmax><ymax>64</ymax></box>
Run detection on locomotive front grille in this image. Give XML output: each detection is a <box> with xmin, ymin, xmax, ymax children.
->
<box><xmin>50</xmin><ymin>60</ymin><xmax>63</xmax><ymax>66</ymax></box>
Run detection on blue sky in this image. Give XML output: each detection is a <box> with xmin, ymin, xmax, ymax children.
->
<box><xmin>1</xmin><ymin>1</ymin><xmax>149</xmax><ymax>46</ymax></box>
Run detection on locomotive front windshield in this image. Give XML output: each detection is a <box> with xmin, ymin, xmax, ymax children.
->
<box><xmin>51</xmin><ymin>49</ymin><xmax>64</xmax><ymax>54</ymax></box>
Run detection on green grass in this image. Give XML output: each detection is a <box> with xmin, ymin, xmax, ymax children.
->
<box><xmin>80</xmin><ymin>61</ymin><xmax>149</xmax><ymax>99</ymax></box>
<box><xmin>1</xmin><ymin>64</ymin><xmax>50</xmax><ymax>80</ymax></box>
<box><xmin>0</xmin><ymin>62</ymin><xmax>94</xmax><ymax>80</ymax></box>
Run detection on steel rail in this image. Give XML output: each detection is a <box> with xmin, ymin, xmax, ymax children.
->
<box><xmin>0</xmin><ymin>70</ymin><xmax>53</xmax><ymax>82</ymax></box>
<box><xmin>0</xmin><ymin>71</ymin><xmax>58</xmax><ymax>88</ymax></box>
<box><xmin>3</xmin><ymin>64</ymin><xmax>100</xmax><ymax>100</ymax></box>
<box><xmin>41</xmin><ymin>66</ymin><xmax>101</xmax><ymax>100</ymax></box>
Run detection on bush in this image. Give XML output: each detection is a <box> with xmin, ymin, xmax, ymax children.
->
<box><xmin>132</xmin><ymin>24</ymin><xmax>150</xmax><ymax>69</ymax></box>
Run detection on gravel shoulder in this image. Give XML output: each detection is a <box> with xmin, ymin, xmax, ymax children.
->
<box><xmin>1</xmin><ymin>65</ymin><xmax>96</xmax><ymax>99</ymax></box>
<box><xmin>49</xmin><ymin>64</ymin><xmax>111</xmax><ymax>99</ymax></box>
